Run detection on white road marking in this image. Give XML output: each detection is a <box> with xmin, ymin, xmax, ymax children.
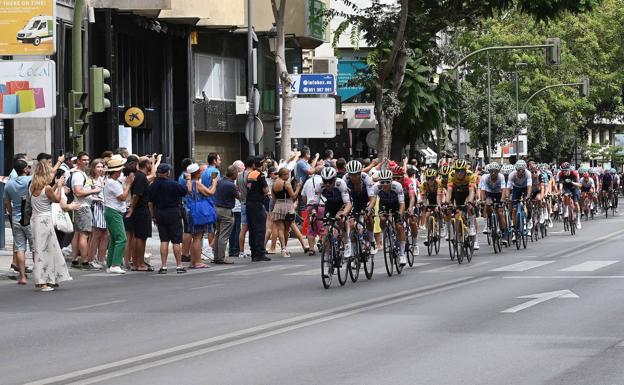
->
<box><xmin>559</xmin><ymin>260</ymin><xmax>618</xmax><ymax>272</ymax></box>
<box><xmin>68</xmin><ymin>300</ymin><xmax>127</xmax><ymax>311</ymax></box>
<box><xmin>505</xmin><ymin>276</ymin><xmax>624</xmax><ymax>279</ymax></box>
<box><xmin>29</xmin><ymin>276</ymin><xmax>491</xmax><ymax>385</ymax></box>
<box><xmin>189</xmin><ymin>283</ymin><xmax>224</xmax><ymax>290</ymax></box>
<box><xmin>423</xmin><ymin>261</ymin><xmax>490</xmax><ymax>273</ymax></box>
<box><xmin>490</xmin><ymin>260</ymin><xmax>555</xmax><ymax>272</ymax></box>
<box><xmin>408</xmin><ymin>262</ymin><xmax>432</xmax><ymax>268</ymax></box>
<box><xmin>501</xmin><ymin>289</ymin><xmax>579</xmax><ymax>313</ymax></box>
<box><xmin>84</xmin><ymin>273</ymin><xmax>125</xmax><ymax>277</ymax></box>
<box><xmin>217</xmin><ymin>264</ymin><xmax>305</xmax><ymax>276</ymax></box>
<box><xmin>286</xmin><ymin>268</ymin><xmax>320</xmax><ymax>276</ymax></box>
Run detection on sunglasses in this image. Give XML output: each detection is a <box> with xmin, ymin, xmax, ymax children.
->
<box><xmin>426</xmin><ymin>176</ymin><xmax>436</xmax><ymax>180</ymax></box>
<box><xmin>380</xmin><ymin>180</ymin><xmax>391</xmax><ymax>185</ymax></box>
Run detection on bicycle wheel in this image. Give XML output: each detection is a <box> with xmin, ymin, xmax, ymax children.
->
<box><xmin>405</xmin><ymin>225</ymin><xmax>415</xmax><ymax>267</ymax></box>
<box><xmin>434</xmin><ymin>218</ymin><xmax>441</xmax><ymax>255</ymax></box>
<box><xmin>455</xmin><ymin>221</ymin><xmax>464</xmax><ymax>264</ymax></box>
<box><xmin>363</xmin><ymin>234</ymin><xmax>374</xmax><ymax>280</ymax></box>
<box><xmin>466</xmin><ymin>235</ymin><xmax>474</xmax><ymax>263</ymax></box>
<box><xmin>447</xmin><ymin>219</ymin><xmax>456</xmax><ymax>261</ymax></box>
<box><xmin>336</xmin><ymin>238</ymin><xmax>349</xmax><ymax>286</ymax></box>
<box><xmin>491</xmin><ymin>214</ymin><xmax>499</xmax><ymax>254</ymax></box>
<box><xmin>394</xmin><ymin>246</ymin><xmax>404</xmax><ymax>275</ymax></box>
<box><xmin>348</xmin><ymin>232</ymin><xmax>361</xmax><ymax>283</ymax></box>
<box><xmin>486</xmin><ymin>216</ymin><xmax>492</xmax><ymax>246</ymax></box>
<box><xmin>383</xmin><ymin>227</ymin><xmax>394</xmax><ymax>277</ymax></box>
<box><xmin>321</xmin><ymin>237</ymin><xmax>333</xmax><ymax>289</ymax></box>
<box><xmin>427</xmin><ymin>216</ymin><xmax>434</xmax><ymax>256</ymax></box>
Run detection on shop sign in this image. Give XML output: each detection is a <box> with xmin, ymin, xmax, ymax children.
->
<box><xmin>0</xmin><ymin>60</ymin><xmax>56</xmax><ymax>118</ymax></box>
<box><xmin>0</xmin><ymin>0</ymin><xmax>56</xmax><ymax>55</ymax></box>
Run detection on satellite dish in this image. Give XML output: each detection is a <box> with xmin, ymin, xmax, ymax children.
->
<box><xmin>366</xmin><ymin>130</ymin><xmax>379</xmax><ymax>150</ymax></box>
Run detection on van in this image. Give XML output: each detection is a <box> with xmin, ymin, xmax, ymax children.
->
<box><xmin>16</xmin><ymin>16</ymin><xmax>54</xmax><ymax>46</ymax></box>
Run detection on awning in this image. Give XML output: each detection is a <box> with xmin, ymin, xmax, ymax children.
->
<box><xmin>418</xmin><ymin>147</ymin><xmax>438</xmax><ymax>164</ymax></box>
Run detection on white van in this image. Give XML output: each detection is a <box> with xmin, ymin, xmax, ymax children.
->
<box><xmin>16</xmin><ymin>16</ymin><xmax>54</xmax><ymax>46</ymax></box>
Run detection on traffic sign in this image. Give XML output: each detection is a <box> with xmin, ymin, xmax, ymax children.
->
<box><xmin>281</xmin><ymin>74</ymin><xmax>335</xmax><ymax>95</ymax></box>
<box><xmin>245</xmin><ymin>116</ymin><xmax>264</xmax><ymax>144</ymax></box>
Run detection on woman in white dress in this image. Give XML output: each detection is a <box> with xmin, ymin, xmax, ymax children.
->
<box><xmin>30</xmin><ymin>161</ymin><xmax>72</xmax><ymax>292</ymax></box>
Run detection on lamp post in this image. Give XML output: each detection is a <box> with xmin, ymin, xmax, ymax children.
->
<box><xmin>514</xmin><ymin>62</ymin><xmax>527</xmax><ymax>155</ymax></box>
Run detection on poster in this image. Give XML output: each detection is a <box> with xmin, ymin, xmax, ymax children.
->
<box><xmin>0</xmin><ymin>60</ymin><xmax>56</xmax><ymax>118</ymax></box>
<box><xmin>0</xmin><ymin>0</ymin><xmax>56</xmax><ymax>55</ymax></box>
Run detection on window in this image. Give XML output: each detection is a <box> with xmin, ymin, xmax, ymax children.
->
<box><xmin>195</xmin><ymin>53</ymin><xmax>245</xmax><ymax>101</ymax></box>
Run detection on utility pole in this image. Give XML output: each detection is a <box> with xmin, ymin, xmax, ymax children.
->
<box><xmin>69</xmin><ymin>0</ymin><xmax>89</xmax><ymax>153</ymax></box>
<box><xmin>486</xmin><ymin>52</ymin><xmax>492</xmax><ymax>163</ymax></box>
<box><xmin>247</xmin><ymin>0</ymin><xmax>255</xmax><ymax>156</ymax></box>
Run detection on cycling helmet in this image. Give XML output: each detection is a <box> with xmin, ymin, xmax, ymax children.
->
<box><xmin>560</xmin><ymin>162</ymin><xmax>570</xmax><ymax>170</ymax></box>
<box><xmin>539</xmin><ymin>163</ymin><xmax>548</xmax><ymax>172</ymax></box>
<box><xmin>424</xmin><ymin>168</ymin><xmax>438</xmax><ymax>178</ymax></box>
<box><xmin>392</xmin><ymin>165</ymin><xmax>405</xmax><ymax>177</ymax></box>
<box><xmin>515</xmin><ymin>160</ymin><xmax>527</xmax><ymax>170</ymax></box>
<box><xmin>454</xmin><ymin>159</ymin><xmax>468</xmax><ymax>170</ymax></box>
<box><xmin>320</xmin><ymin>167</ymin><xmax>337</xmax><ymax>181</ymax></box>
<box><xmin>610</xmin><ymin>168</ymin><xmax>617</xmax><ymax>174</ymax></box>
<box><xmin>589</xmin><ymin>168</ymin><xmax>596</xmax><ymax>174</ymax></box>
<box><xmin>345</xmin><ymin>160</ymin><xmax>362</xmax><ymax>174</ymax></box>
<box><xmin>501</xmin><ymin>164</ymin><xmax>514</xmax><ymax>175</ymax></box>
<box><xmin>583</xmin><ymin>172</ymin><xmax>590</xmax><ymax>178</ymax></box>
<box><xmin>490</xmin><ymin>162</ymin><xmax>501</xmax><ymax>171</ymax></box>
<box><xmin>439</xmin><ymin>165</ymin><xmax>451</xmax><ymax>176</ymax></box>
<box><xmin>378</xmin><ymin>169</ymin><xmax>393</xmax><ymax>181</ymax></box>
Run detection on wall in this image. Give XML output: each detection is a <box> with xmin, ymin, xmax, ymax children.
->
<box><xmin>197</xmin><ymin>0</ymin><xmax>245</xmax><ymax>27</ymax></box>
<box><xmin>13</xmin><ymin>119</ymin><xmax>51</xmax><ymax>157</ymax></box>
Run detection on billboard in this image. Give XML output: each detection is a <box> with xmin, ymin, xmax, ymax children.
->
<box><xmin>0</xmin><ymin>0</ymin><xmax>56</xmax><ymax>55</ymax></box>
<box><xmin>291</xmin><ymin>98</ymin><xmax>336</xmax><ymax>138</ymax></box>
<box><xmin>0</xmin><ymin>60</ymin><xmax>56</xmax><ymax>118</ymax></box>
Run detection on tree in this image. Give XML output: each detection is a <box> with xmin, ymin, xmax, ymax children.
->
<box><xmin>330</xmin><ymin>0</ymin><xmax>599</xmax><ymax>159</ymax></box>
<box><xmin>271</xmin><ymin>0</ymin><xmax>294</xmax><ymax>160</ymax></box>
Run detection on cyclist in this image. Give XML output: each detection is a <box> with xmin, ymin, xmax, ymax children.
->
<box><xmin>373</xmin><ymin>169</ymin><xmax>407</xmax><ymax>266</ymax></box>
<box><xmin>588</xmin><ymin>168</ymin><xmax>600</xmax><ymax>215</ymax></box>
<box><xmin>393</xmin><ymin>165</ymin><xmax>419</xmax><ymax>255</ymax></box>
<box><xmin>421</xmin><ymin>168</ymin><xmax>443</xmax><ymax>247</ymax></box>
<box><xmin>611</xmin><ymin>169</ymin><xmax>619</xmax><ymax>212</ymax></box>
<box><xmin>445</xmin><ymin>159</ymin><xmax>479</xmax><ymax>250</ymax></box>
<box><xmin>599</xmin><ymin>166</ymin><xmax>615</xmax><ymax>212</ymax></box>
<box><xmin>479</xmin><ymin>162</ymin><xmax>508</xmax><ymax>246</ymax></box>
<box><xmin>529</xmin><ymin>163</ymin><xmax>546</xmax><ymax>228</ymax></box>
<box><xmin>313</xmin><ymin>167</ymin><xmax>353</xmax><ymax>263</ymax></box>
<box><xmin>558</xmin><ymin>162</ymin><xmax>581</xmax><ymax>229</ymax></box>
<box><xmin>579</xmin><ymin>171</ymin><xmax>596</xmax><ymax>216</ymax></box>
<box><xmin>507</xmin><ymin>160</ymin><xmax>533</xmax><ymax>238</ymax></box>
<box><xmin>541</xmin><ymin>163</ymin><xmax>555</xmax><ymax>227</ymax></box>
<box><xmin>343</xmin><ymin>160</ymin><xmax>377</xmax><ymax>254</ymax></box>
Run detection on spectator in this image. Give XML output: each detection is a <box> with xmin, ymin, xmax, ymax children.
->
<box><xmin>148</xmin><ymin>163</ymin><xmax>188</xmax><ymax>274</ymax></box>
<box><xmin>70</xmin><ymin>152</ymin><xmax>101</xmax><ymax>269</ymax></box>
<box><xmin>336</xmin><ymin>158</ymin><xmax>347</xmax><ymax>179</ymax></box>
<box><xmin>100</xmin><ymin>150</ymin><xmax>113</xmax><ymax>160</ymax></box>
<box><xmin>115</xmin><ymin>147</ymin><xmax>129</xmax><ymax>158</ymax></box>
<box><xmin>266</xmin><ymin>167</ymin><xmax>279</xmax><ymax>253</ymax></box>
<box><xmin>126</xmin><ymin>157</ymin><xmax>153</xmax><ymax>271</ymax></box>
<box><xmin>59</xmin><ymin>152</ymin><xmax>74</xmax><ymax>180</ymax></box>
<box><xmin>213</xmin><ymin>165</ymin><xmax>239</xmax><ymax>264</ymax></box>
<box><xmin>177</xmin><ymin>158</ymin><xmax>194</xmax><ymax>262</ymax></box>
<box><xmin>4</xmin><ymin>159</ymin><xmax>33</xmax><ymax>285</ymax></box>
<box><xmin>122</xmin><ymin>154</ymin><xmax>139</xmax><ymax>269</ymax></box>
<box><xmin>323</xmin><ymin>149</ymin><xmax>334</xmax><ymax>168</ymax></box>
<box><xmin>246</xmin><ymin>157</ymin><xmax>270</xmax><ymax>262</ymax></box>
<box><xmin>30</xmin><ymin>161</ymin><xmax>72</xmax><ymax>291</ymax></box>
<box><xmin>200</xmin><ymin>152</ymin><xmax>221</xmax><ymax>259</ymax></box>
<box><xmin>37</xmin><ymin>152</ymin><xmax>64</xmax><ymax>174</ymax></box>
<box><xmin>8</xmin><ymin>153</ymin><xmax>28</xmax><ymax>180</ymax></box>
<box><xmin>103</xmin><ymin>155</ymin><xmax>134</xmax><ymax>274</ymax></box>
<box><xmin>271</xmin><ymin>168</ymin><xmax>301</xmax><ymax>258</ymax></box>
<box><xmin>87</xmin><ymin>159</ymin><xmax>108</xmax><ymax>269</ymax></box>
<box><xmin>229</xmin><ymin>160</ymin><xmax>245</xmax><ymax>257</ymax></box>
<box><xmin>185</xmin><ymin>163</ymin><xmax>217</xmax><ymax>269</ymax></box>
<box><xmin>237</xmin><ymin>157</ymin><xmax>254</xmax><ymax>258</ymax></box>
<box><xmin>295</xmin><ymin>147</ymin><xmax>319</xmax><ymax>185</ymax></box>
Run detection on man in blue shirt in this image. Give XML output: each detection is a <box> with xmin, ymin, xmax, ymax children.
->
<box><xmin>3</xmin><ymin>159</ymin><xmax>33</xmax><ymax>284</ymax></box>
<box><xmin>295</xmin><ymin>147</ymin><xmax>319</xmax><ymax>185</ymax></box>
<box><xmin>200</xmin><ymin>152</ymin><xmax>222</xmax><ymax>257</ymax></box>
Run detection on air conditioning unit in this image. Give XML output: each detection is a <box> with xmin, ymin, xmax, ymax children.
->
<box><xmin>312</xmin><ymin>57</ymin><xmax>338</xmax><ymax>77</ymax></box>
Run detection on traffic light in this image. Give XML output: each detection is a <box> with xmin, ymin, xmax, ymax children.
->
<box><xmin>546</xmin><ymin>38</ymin><xmax>561</xmax><ymax>66</ymax></box>
<box><xmin>580</xmin><ymin>78</ymin><xmax>590</xmax><ymax>97</ymax></box>
<box><xmin>89</xmin><ymin>66</ymin><xmax>111</xmax><ymax>113</ymax></box>
<box><xmin>68</xmin><ymin>90</ymin><xmax>90</xmax><ymax>134</ymax></box>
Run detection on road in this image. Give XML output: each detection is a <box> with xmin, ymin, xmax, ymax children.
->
<box><xmin>2</xmin><ymin>210</ymin><xmax>624</xmax><ymax>385</ymax></box>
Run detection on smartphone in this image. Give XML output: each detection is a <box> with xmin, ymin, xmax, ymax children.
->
<box><xmin>59</xmin><ymin>149</ymin><xmax>64</xmax><ymax>157</ymax></box>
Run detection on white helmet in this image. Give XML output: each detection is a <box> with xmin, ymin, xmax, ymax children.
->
<box><xmin>320</xmin><ymin>167</ymin><xmax>337</xmax><ymax>181</ymax></box>
<box><xmin>346</xmin><ymin>160</ymin><xmax>363</xmax><ymax>174</ymax></box>
<box><xmin>378</xmin><ymin>169</ymin><xmax>393</xmax><ymax>181</ymax></box>
<box><xmin>515</xmin><ymin>160</ymin><xmax>527</xmax><ymax>170</ymax></box>
<box><xmin>489</xmin><ymin>162</ymin><xmax>501</xmax><ymax>171</ymax></box>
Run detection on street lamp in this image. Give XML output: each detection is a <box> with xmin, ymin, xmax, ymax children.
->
<box><xmin>514</xmin><ymin>62</ymin><xmax>527</xmax><ymax>155</ymax></box>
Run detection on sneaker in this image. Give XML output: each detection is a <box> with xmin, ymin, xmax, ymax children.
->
<box><xmin>281</xmin><ymin>249</ymin><xmax>291</xmax><ymax>258</ymax></box>
<box><xmin>181</xmin><ymin>255</ymin><xmax>191</xmax><ymax>262</ymax></box>
<box><xmin>307</xmin><ymin>249</ymin><xmax>316</xmax><ymax>256</ymax></box>
<box><xmin>343</xmin><ymin>243</ymin><xmax>352</xmax><ymax>258</ymax></box>
<box><xmin>399</xmin><ymin>254</ymin><xmax>407</xmax><ymax>266</ymax></box>
<box><xmin>62</xmin><ymin>246</ymin><xmax>72</xmax><ymax>258</ymax></box>
<box><xmin>71</xmin><ymin>260</ymin><xmax>81</xmax><ymax>269</ymax></box>
<box><xmin>548</xmin><ymin>219</ymin><xmax>554</xmax><ymax>228</ymax></box>
<box><xmin>158</xmin><ymin>267</ymin><xmax>168</xmax><ymax>274</ymax></box>
<box><xmin>512</xmin><ymin>233</ymin><xmax>517</xmax><ymax>242</ymax></box>
<box><xmin>108</xmin><ymin>266</ymin><xmax>126</xmax><ymax>274</ymax></box>
<box><xmin>239</xmin><ymin>252</ymin><xmax>247</xmax><ymax>259</ymax></box>
<box><xmin>473</xmin><ymin>240</ymin><xmax>480</xmax><ymax>250</ymax></box>
<box><xmin>576</xmin><ymin>221</ymin><xmax>582</xmax><ymax>230</ymax></box>
<box><xmin>502</xmin><ymin>239</ymin><xmax>509</xmax><ymax>247</ymax></box>
<box><xmin>202</xmin><ymin>247</ymin><xmax>214</xmax><ymax>261</ymax></box>
<box><xmin>482</xmin><ymin>228</ymin><xmax>490</xmax><ymax>235</ymax></box>
<box><xmin>527</xmin><ymin>221</ymin><xmax>533</xmax><ymax>230</ymax></box>
<box><xmin>371</xmin><ymin>247</ymin><xmax>378</xmax><ymax>255</ymax></box>
<box><xmin>469</xmin><ymin>226</ymin><xmax>477</xmax><ymax>237</ymax></box>
<box><xmin>82</xmin><ymin>262</ymin><xmax>98</xmax><ymax>270</ymax></box>
<box><xmin>90</xmin><ymin>261</ymin><xmax>104</xmax><ymax>270</ymax></box>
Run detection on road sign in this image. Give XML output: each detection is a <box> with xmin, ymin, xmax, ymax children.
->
<box><xmin>287</xmin><ymin>74</ymin><xmax>335</xmax><ymax>95</ymax></box>
<box><xmin>0</xmin><ymin>0</ymin><xmax>56</xmax><ymax>55</ymax></box>
<box><xmin>501</xmin><ymin>289</ymin><xmax>578</xmax><ymax>313</ymax></box>
<box><xmin>0</xmin><ymin>60</ymin><xmax>56</xmax><ymax>118</ymax></box>
<box><xmin>291</xmin><ymin>98</ymin><xmax>336</xmax><ymax>138</ymax></box>
<box><xmin>245</xmin><ymin>116</ymin><xmax>264</xmax><ymax>144</ymax></box>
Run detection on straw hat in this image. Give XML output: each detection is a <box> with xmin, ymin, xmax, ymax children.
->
<box><xmin>107</xmin><ymin>154</ymin><xmax>127</xmax><ymax>172</ymax></box>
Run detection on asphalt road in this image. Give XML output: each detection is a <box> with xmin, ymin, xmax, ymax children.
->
<box><xmin>3</xmin><ymin>208</ymin><xmax>624</xmax><ymax>385</ymax></box>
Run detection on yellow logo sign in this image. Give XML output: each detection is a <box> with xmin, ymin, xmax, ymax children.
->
<box><xmin>0</xmin><ymin>0</ymin><xmax>56</xmax><ymax>55</ymax></box>
<box><xmin>124</xmin><ymin>107</ymin><xmax>144</xmax><ymax>128</ymax></box>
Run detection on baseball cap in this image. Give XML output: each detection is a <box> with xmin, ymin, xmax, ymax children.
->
<box><xmin>156</xmin><ymin>163</ymin><xmax>171</xmax><ymax>174</ymax></box>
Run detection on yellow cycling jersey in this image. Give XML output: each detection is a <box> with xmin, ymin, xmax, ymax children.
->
<box><xmin>448</xmin><ymin>170</ymin><xmax>475</xmax><ymax>193</ymax></box>
<box><xmin>420</xmin><ymin>178</ymin><xmax>442</xmax><ymax>196</ymax></box>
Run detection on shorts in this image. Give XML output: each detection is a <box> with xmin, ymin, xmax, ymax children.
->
<box><xmin>306</xmin><ymin>205</ymin><xmax>325</xmax><ymax>237</ymax></box>
<box><xmin>74</xmin><ymin>206</ymin><xmax>93</xmax><ymax>233</ymax></box>
<box><xmin>485</xmin><ymin>191</ymin><xmax>502</xmax><ymax>203</ymax></box>
<box><xmin>241</xmin><ymin>204</ymin><xmax>248</xmax><ymax>225</ymax></box>
<box><xmin>452</xmin><ymin>190</ymin><xmax>469</xmax><ymax>206</ymax></box>
<box><xmin>12</xmin><ymin>222</ymin><xmax>33</xmax><ymax>252</ymax></box>
<box><xmin>530</xmin><ymin>189</ymin><xmax>541</xmax><ymax>200</ymax></box>
<box><xmin>130</xmin><ymin>208</ymin><xmax>152</xmax><ymax>240</ymax></box>
<box><xmin>563</xmin><ymin>188</ymin><xmax>580</xmax><ymax>203</ymax></box>
<box><xmin>155</xmin><ymin>208</ymin><xmax>183</xmax><ymax>244</ymax></box>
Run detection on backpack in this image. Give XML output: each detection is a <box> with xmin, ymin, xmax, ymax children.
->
<box><xmin>19</xmin><ymin>181</ymin><xmax>32</xmax><ymax>227</ymax></box>
<box><xmin>65</xmin><ymin>170</ymin><xmax>86</xmax><ymax>204</ymax></box>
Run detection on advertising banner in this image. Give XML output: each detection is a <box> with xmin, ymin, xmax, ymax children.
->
<box><xmin>0</xmin><ymin>0</ymin><xmax>56</xmax><ymax>55</ymax></box>
<box><xmin>0</xmin><ymin>60</ymin><xmax>56</xmax><ymax>118</ymax></box>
